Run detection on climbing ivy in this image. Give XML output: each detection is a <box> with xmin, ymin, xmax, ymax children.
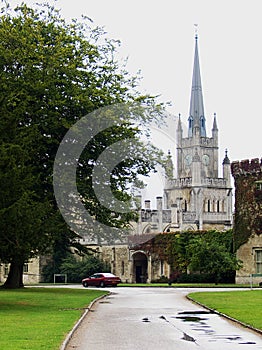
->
<box><xmin>135</xmin><ymin>229</ymin><xmax>240</xmax><ymax>282</ymax></box>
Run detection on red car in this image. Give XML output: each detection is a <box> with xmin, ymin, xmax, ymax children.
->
<box><xmin>82</xmin><ymin>273</ymin><xmax>121</xmax><ymax>288</ymax></box>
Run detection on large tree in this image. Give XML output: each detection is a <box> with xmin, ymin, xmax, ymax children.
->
<box><xmin>0</xmin><ymin>2</ymin><xmax>164</xmax><ymax>288</ymax></box>
<box><xmin>186</xmin><ymin>230</ymin><xmax>242</xmax><ymax>283</ymax></box>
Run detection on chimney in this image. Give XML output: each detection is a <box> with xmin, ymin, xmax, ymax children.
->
<box><xmin>144</xmin><ymin>200</ymin><xmax>151</xmax><ymax>209</ymax></box>
<box><xmin>156</xmin><ymin>196</ymin><xmax>163</xmax><ymax>211</ymax></box>
<box><xmin>156</xmin><ymin>197</ymin><xmax>163</xmax><ymax>232</ymax></box>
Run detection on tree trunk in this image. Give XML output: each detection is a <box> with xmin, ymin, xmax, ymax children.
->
<box><xmin>2</xmin><ymin>260</ymin><xmax>24</xmax><ymax>289</ymax></box>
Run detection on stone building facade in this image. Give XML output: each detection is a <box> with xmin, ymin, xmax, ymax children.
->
<box><xmin>0</xmin><ymin>257</ymin><xmax>41</xmax><ymax>284</ymax></box>
<box><xmin>82</xmin><ymin>238</ymin><xmax>171</xmax><ymax>284</ymax></box>
<box><xmin>231</xmin><ymin>158</ymin><xmax>262</xmax><ymax>284</ymax></box>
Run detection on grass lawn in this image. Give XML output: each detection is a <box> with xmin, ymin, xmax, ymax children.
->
<box><xmin>188</xmin><ymin>289</ymin><xmax>262</xmax><ymax>331</ymax></box>
<box><xmin>0</xmin><ymin>287</ymin><xmax>108</xmax><ymax>350</ymax></box>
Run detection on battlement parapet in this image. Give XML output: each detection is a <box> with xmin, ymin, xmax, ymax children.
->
<box><xmin>231</xmin><ymin>158</ymin><xmax>262</xmax><ymax>177</ymax></box>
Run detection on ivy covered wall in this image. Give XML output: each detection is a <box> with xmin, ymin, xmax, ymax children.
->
<box><xmin>133</xmin><ymin>229</ymin><xmax>237</xmax><ymax>281</ymax></box>
<box><xmin>231</xmin><ymin>158</ymin><xmax>262</xmax><ymax>251</ymax></box>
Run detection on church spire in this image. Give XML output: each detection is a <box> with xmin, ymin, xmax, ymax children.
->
<box><xmin>188</xmin><ymin>33</ymin><xmax>206</xmax><ymax>137</ymax></box>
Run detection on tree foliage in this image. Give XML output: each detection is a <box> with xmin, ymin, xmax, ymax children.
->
<box><xmin>0</xmin><ymin>2</ymin><xmax>165</xmax><ymax>288</ymax></box>
<box><xmin>186</xmin><ymin>230</ymin><xmax>242</xmax><ymax>283</ymax></box>
<box><xmin>42</xmin><ymin>253</ymin><xmax>110</xmax><ymax>283</ymax></box>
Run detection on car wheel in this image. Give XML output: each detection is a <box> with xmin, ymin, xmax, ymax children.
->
<box><xmin>83</xmin><ymin>281</ymin><xmax>88</xmax><ymax>288</ymax></box>
<box><xmin>100</xmin><ymin>281</ymin><xmax>105</xmax><ymax>287</ymax></box>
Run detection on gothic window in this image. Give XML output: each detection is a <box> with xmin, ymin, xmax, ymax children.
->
<box><xmin>200</xmin><ymin>116</ymin><xmax>206</xmax><ymax>136</ymax></box>
<box><xmin>184</xmin><ymin>200</ymin><xmax>188</xmax><ymax>212</ymax></box>
<box><xmin>207</xmin><ymin>199</ymin><xmax>211</xmax><ymax>212</ymax></box>
<box><xmin>255</xmin><ymin>250</ymin><xmax>262</xmax><ymax>274</ymax></box>
<box><xmin>188</xmin><ymin>117</ymin><xmax>193</xmax><ymax>137</ymax></box>
<box><xmin>217</xmin><ymin>200</ymin><xmax>220</xmax><ymax>213</ymax></box>
<box><xmin>201</xmin><ymin>117</ymin><xmax>205</xmax><ymax>128</ymax></box>
<box><xmin>121</xmin><ymin>261</ymin><xmax>125</xmax><ymax>275</ymax></box>
<box><xmin>189</xmin><ymin>117</ymin><xmax>193</xmax><ymax>128</ymax></box>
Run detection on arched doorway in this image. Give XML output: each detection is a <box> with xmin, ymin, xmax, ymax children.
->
<box><xmin>132</xmin><ymin>251</ymin><xmax>148</xmax><ymax>283</ymax></box>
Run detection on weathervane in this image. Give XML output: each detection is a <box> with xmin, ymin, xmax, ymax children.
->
<box><xmin>194</xmin><ymin>24</ymin><xmax>198</xmax><ymax>39</ymax></box>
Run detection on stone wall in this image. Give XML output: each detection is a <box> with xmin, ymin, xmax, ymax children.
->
<box><xmin>100</xmin><ymin>245</ymin><xmax>130</xmax><ymax>283</ymax></box>
<box><xmin>235</xmin><ymin>234</ymin><xmax>262</xmax><ymax>284</ymax></box>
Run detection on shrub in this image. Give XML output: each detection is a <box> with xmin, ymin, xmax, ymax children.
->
<box><xmin>42</xmin><ymin>254</ymin><xmax>111</xmax><ymax>283</ymax></box>
<box><xmin>176</xmin><ymin>270</ymin><xmax>235</xmax><ymax>284</ymax></box>
<box><xmin>151</xmin><ymin>275</ymin><xmax>169</xmax><ymax>283</ymax></box>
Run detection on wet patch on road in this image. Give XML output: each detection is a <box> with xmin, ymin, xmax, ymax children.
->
<box><xmin>175</xmin><ymin>315</ymin><xmax>208</xmax><ymax>322</ymax></box>
<box><xmin>174</xmin><ymin>310</ymin><xmax>213</xmax><ymax>335</ymax></box>
<box><xmin>174</xmin><ymin>311</ymin><xmax>257</xmax><ymax>347</ymax></box>
<box><xmin>99</xmin><ymin>301</ymin><xmax>111</xmax><ymax>304</ymax></box>
<box><xmin>178</xmin><ymin>310</ymin><xmax>214</xmax><ymax>315</ymax></box>
<box><xmin>140</xmin><ymin>312</ymin><xmax>258</xmax><ymax>347</ymax></box>
<box><xmin>181</xmin><ymin>332</ymin><xmax>197</xmax><ymax>343</ymax></box>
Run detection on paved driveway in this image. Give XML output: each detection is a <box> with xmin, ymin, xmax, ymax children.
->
<box><xmin>65</xmin><ymin>287</ymin><xmax>262</xmax><ymax>350</ymax></box>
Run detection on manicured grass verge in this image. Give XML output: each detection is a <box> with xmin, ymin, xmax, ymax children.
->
<box><xmin>0</xmin><ymin>287</ymin><xmax>108</xmax><ymax>350</ymax></box>
<box><xmin>188</xmin><ymin>289</ymin><xmax>262</xmax><ymax>330</ymax></box>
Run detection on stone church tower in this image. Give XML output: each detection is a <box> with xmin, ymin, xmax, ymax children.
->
<box><xmin>138</xmin><ymin>34</ymin><xmax>233</xmax><ymax>235</ymax></box>
<box><xmin>163</xmin><ymin>34</ymin><xmax>233</xmax><ymax>231</ymax></box>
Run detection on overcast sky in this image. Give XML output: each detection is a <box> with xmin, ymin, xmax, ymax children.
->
<box><xmin>12</xmin><ymin>0</ymin><xmax>262</xmax><ymax>203</ymax></box>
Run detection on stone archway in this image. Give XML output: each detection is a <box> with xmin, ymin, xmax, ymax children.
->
<box><xmin>132</xmin><ymin>251</ymin><xmax>148</xmax><ymax>283</ymax></box>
